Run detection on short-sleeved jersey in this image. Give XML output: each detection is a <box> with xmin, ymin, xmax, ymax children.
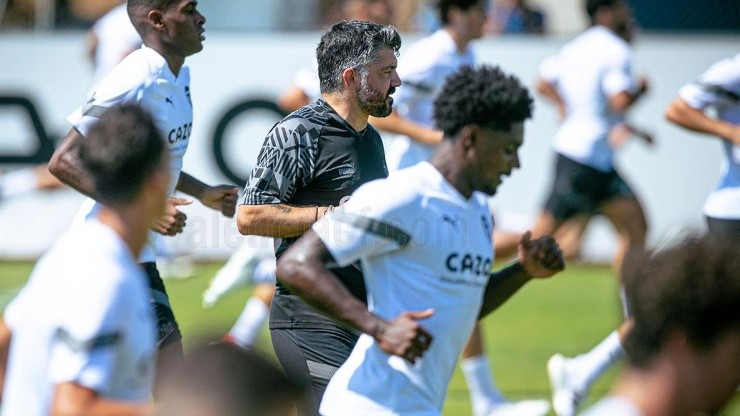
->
<box><xmin>241</xmin><ymin>99</ymin><xmax>388</xmax><ymax>328</ymax></box>
<box><xmin>385</xmin><ymin>30</ymin><xmax>476</xmax><ymax>170</ymax></box>
<box><xmin>581</xmin><ymin>396</ymin><xmax>644</xmax><ymax>416</ymax></box>
<box><xmin>67</xmin><ymin>45</ymin><xmax>193</xmax><ymax>262</ymax></box>
<box><xmin>678</xmin><ymin>54</ymin><xmax>740</xmax><ymax>219</ymax></box>
<box><xmin>539</xmin><ymin>26</ymin><xmax>639</xmax><ymax>172</ymax></box>
<box><xmin>316</xmin><ymin>162</ymin><xmax>494</xmax><ymax>415</ymax></box>
<box><xmin>1</xmin><ymin>220</ymin><xmax>156</xmax><ymax>415</ymax></box>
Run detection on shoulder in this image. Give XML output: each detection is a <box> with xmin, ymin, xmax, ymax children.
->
<box><xmin>700</xmin><ymin>55</ymin><xmax>740</xmax><ymax>86</ymax></box>
<box><xmin>92</xmin><ymin>49</ymin><xmax>160</xmax><ymax>99</ymax></box>
<box><xmin>350</xmin><ymin>165</ymin><xmax>427</xmax><ymax>216</ymax></box>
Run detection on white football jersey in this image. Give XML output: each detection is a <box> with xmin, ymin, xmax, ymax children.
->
<box><xmin>1</xmin><ymin>220</ymin><xmax>156</xmax><ymax>415</ymax></box>
<box><xmin>68</xmin><ymin>45</ymin><xmax>193</xmax><ymax>262</ymax></box>
<box><xmin>679</xmin><ymin>54</ymin><xmax>740</xmax><ymax>219</ymax></box>
<box><xmin>539</xmin><ymin>26</ymin><xmax>639</xmax><ymax>172</ymax></box>
<box><xmin>90</xmin><ymin>4</ymin><xmax>142</xmax><ymax>84</ymax></box>
<box><xmin>315</xmin><ymin>162</ymin><xmax>494</xmax><ymax>415</ymax></box>
<box><xmin>385</xmin><ymin>30</ymin><xmax>476</xmax><ymax>171</ymax></box>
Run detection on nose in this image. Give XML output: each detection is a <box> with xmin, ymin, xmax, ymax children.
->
<box><xmin>511</xmin><ymin>152</ymin><xmax>520</xmax><ymax>170</ymax></box>
<box><xmin>196</xmin><ymin>11</ymin><xmax>206</xmax><ymax>25</ymax></box>
<box><xmin>391</xmin><ymin>70</ymin><xmax>402</xmax><ymax>88</ymax></box>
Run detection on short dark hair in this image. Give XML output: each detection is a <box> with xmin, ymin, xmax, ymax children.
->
<box><xmin>622</xmin><ymin>234</ymin><xmax>740</xmax><ymax>368</ymax></box>
<box><xmin>433</xmin><ymin>65</ymin><xmax>533</xmax><ymax>137</ymax></box>
<box><xmin>585</xmin><ymin>0</ymin><xmax>620</xmax><ymax>22</ymax></box>
<box><xmin>157</xmin><ymin>342</ymin><xmax>309</xmax><ymax>416</ymax></box>
<box><xmin>316</xmin><ymin>20</ymin><xmax>401</xmax><ymax>94</ymax></box>
<box><xmin>437</xmin><ymin>0</ymin><xmax>486</xmax><ymax>25</ymax></box>
<box><xmin>127</xmin><ymin>0</ymin><xmax>180</xmax><ymax>33</ymax></box>
<box><xmin>79</xmin><ymin>104</ymin><xmax>166</xmax><ymax>206</ymax></box>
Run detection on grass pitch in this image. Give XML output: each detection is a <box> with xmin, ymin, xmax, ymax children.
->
<box><xmin>1</xmin><ymin>260</ymin><xmax>738</xmax><ymax>415</ymax></box>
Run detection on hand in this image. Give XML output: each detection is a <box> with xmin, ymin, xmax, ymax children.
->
<box><xmin>517</xmin><ymin>231</ymin><xmax>565</xmax><ymax>278</ymax></box>
<box><xmin>638</xmin><ymin>77</ymin><xmax>650</xmax><ymax>95</ymax></box>
<box><xmin>374</xmin><ymin>309</ymin><xmax>434</xmax><ymax>364</ymax></box>
<box><xmin>152</xmin><ymin>197</ymin><xmax>191</xmax><ymax>236</ymax></box>
<box><xmin>201</xmin><ymin>185</ymin><xmax>239</xmax><ymax>217</ymax></box>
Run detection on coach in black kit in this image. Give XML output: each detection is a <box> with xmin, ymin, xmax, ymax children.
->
<box><xmin>236</xmin><ymin>20</ymin><xmax>401</xmax><ymax>414</ymax></box>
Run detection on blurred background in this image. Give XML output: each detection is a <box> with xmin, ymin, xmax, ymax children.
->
<box><xmin>0</xmin><ymin>0</ymin><xmax>738</xmax><ymax>262</ymax></box>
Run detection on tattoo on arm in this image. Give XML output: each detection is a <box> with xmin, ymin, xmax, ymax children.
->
<box><xmin>272</xmin><ymin>205</ymin><xmax>292</xmax><ymax>214</ymax></box>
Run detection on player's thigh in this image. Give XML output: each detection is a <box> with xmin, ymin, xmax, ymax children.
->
<box><xmin>601</xmin><ymin>196</ymin><xmax>647</xmax><ymax>245</ymax></box>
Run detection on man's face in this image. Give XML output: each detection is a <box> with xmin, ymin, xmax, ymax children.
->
<box><xmin>452</xmin><ymin>1</ymin><xmax>490</xmax><ymax>42</ymax></box>
<box><xmin>470</xmin><ymin>122</ymin><xmax>524</xmax><ymax>196</ymax></box>
<box><xmin>611</xmin><ymin>0</ymin><xmax>636</xmax><ymax>43</ymax></box>
<box><xmin>356</xmin><ymin>47</ymin><xmax>401</xmax><ymax>118</ymax></box>
<box><xmin>161</xmin><ymin>0</ymin><xmax>206</xmax><ymax>57</ymax></box>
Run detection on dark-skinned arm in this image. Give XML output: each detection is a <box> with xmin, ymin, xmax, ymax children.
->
<box><xmin>480</xmin><ymin>231</ymin><xmax>565</xmax><ymax>319</ymax></box>
<box><xmin>277</xmin><ymin>230</ymin><xmax>434</xmax><ymax>363</ymax></box>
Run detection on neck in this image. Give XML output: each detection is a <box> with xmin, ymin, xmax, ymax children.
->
<box><xmin>97</xmin><ymin>204</ymin><xmax>150</xmax><ymax>260</ymax></box>
<box><xmin>144</xmin><ymin>40</ymin><xmax>184</xmax><ymax>76</ymax></box>
<box><xmin>322</xmin><ymin>92</ymin><xmax>369</xmax><ymax>132</ymax></box>
<box><xmin>429</xmin><ymin>140</ymin><xmax>472</xmax><ymax>198</ymax></box>
<box><xmin>610</xmin><ymin>363</ymin><xmax>690</xmax><ymax>416</ymax></box>
<box><xmin>444</xmin><ymin>27</ymin><xmax>471</xmax><ymax>53</ymax></box>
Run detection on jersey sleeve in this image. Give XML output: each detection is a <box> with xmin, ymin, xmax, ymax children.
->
<box><xmin>601</xmin><ymin>51</ymin><xmax>637</xmax><ymax>98</ymax></box>
<box><xmin>312</xmin><ymin>182</ymin><xmax>411</xmax><ymax>267</ymax></box>
<box><xmin>538</xmin><ymin>55</ymin><xmax>560</xmax><ymax>84</ymax></box>
<box><xmin>67</xmin><ymin>65</ymin><xmax>146</xmax><ymax>137</ymax></box>
<box><xmin>240</xmin><ymin>117</ymin><xmax>317</xmax><ymax>205</ymax></box>
<box><xmin>679</xmin><ymin>57</ymin><xmax>740</xmax><ymax>110</ymax></box>
<box><xmin>46</xmin><ymin>278</ymin><xmax>129</xmax><ymax>393</ymax></box>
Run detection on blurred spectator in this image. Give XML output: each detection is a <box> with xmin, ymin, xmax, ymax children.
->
<box><xmin>156</xmin><ymin>341</ymin><xmax>309</xmax><ymax>416</ymax></box>
<box><xmin>489</xmin><ymin>0</ymin><xmax>546</xmax><ymax>34</ymax></box>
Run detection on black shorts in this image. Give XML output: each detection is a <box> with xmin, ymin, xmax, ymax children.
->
<box><xmin>142</xmin><ymin>262</ymin><xmax>182</xmax><ymax>348</ymax></box>
<box><xmin>544</xmin><ymin>154</ymin><xmax>635</xmax><ymax>221</ymax></box>
<box><xmin>270</xmin><ymin>325</ymin><xmax>359</xmax><ymax>416</ymax></box>
<box><xmin>706</xmin><ymin>216</ymin><xmax>740</xmax><ymax>240</ymax></box>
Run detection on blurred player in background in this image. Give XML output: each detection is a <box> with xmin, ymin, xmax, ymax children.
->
<box><xmin>0</xmin><ymin>104</ymin><xmax>166</xmax><ymax>416</ymax></box>
<box><xmin>532</xmin><ymin>1</ymin><xmax>651</xmax><ymax>414</ymax></box>
<box><xmin>49</xmin><ymin>0</ymin><xmax>239</xmax><ymax>393</ymax></box>
<box><xmin>665</xmin><ymin>54</ymin><xmax>740</xmax><ymax>240</ymax></box>
<box><xmin>277</xmin><ymin>64</ymin><xmax>565</xmax><ymax>416</ymax></box>
<box><xmin>582</xmin><ymin>234</ymin><xmax>740</xmax><ymax>416</ymax></box>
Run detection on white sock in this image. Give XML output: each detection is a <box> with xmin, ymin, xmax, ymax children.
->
<box><xmin>229</xmin><ymin>297</ymin><xmax>269</xmax><ymax>348</ymax></box>
<box><xmin>253</xmin><ymin>258</ymin><xmax>276</xmax><ymax>283</ymax></box>
<box><xmin>569</xmin><ymin>330</ymin><xmax>624</xmax><ymax>393</ymax></box>
<box><xmin>461</xmin><ymin>355</ymin><xmax>505</xmax><ymax>416</ymax></box>
<box><xmin>0</xmin><ymin>168</ymin><xmax>38</xmax><ymax>198</ymax></box>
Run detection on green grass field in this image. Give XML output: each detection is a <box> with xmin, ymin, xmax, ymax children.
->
<box><xmin>0</xmin><ymin>260</ymin><xmax>738</xmax><ymax>415</ymax></box>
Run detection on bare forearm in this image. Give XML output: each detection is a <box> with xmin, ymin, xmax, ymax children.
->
<box><xmin>665</xmin><ymin>98</ymin><xmax>738</xmax><ymax>142</ymax></box>
<box><xmin>237</xmin><ymin>203</ymin><xmax>329</xmax><ymax>237</ymax></box>
<box><xmin>48</xmin><ymin>129</ymin><xmax>97</xmax><ymax>199</ymax></box>
<box><xmin>0</xmin><ymin>321</ymin><xmax>10</xmax><ymax>400</ymax></box>
<box><xmin>369</xmin><ymin>112</ymin><xmax>441</xmax><ymax>146</ymax></box>
<box><xmin>175</xmin><ymin>172</ymin><xmax>206</xmax><ymax>200</ymax></box>
<box><xmin>277</xmin><ymin>235</ymin><xmax>383</xmax><ymax>335</ymax></box>
<box><xmin>479</xmin><ymin>261</ymin><xmax>532</xmax><ymax>318</ymax></box>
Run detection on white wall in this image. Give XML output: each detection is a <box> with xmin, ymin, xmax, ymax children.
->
<box><xmin>0</xmin><ymin>32</ymin><xmax>737</xmax><ymax>261</ymax></box>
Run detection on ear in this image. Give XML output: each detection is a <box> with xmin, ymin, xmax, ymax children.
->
<box><xmin>341</xmin><ymin>67</ymin><xmax>359</xmax><ymax>89</ymax></box>
<box><xmin>459</xmin><ymin>124</ymin><xmax>478</xmax><ymax>149</ymax></box>
<box><xmin>147</xmin><ymin>10</ymin><xmax>165</xmax><ymax>30</ymax></box>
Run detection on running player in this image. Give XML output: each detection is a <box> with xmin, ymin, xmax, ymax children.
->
<box><xmin>532</xmin><ymin>1</ymin><xmax>650</xmax><ymax>414</ymax></box>
<box><xmin>0</xmin><ymin>104</ymin><xmax>167</xmax><ymax>415</ymax></box>
<box><xmin>48</xmin><ymin>0</ymin><xmax>239</xmax><ymax>391</ymax></box>
<box><xmin>236</xmin><ymin>20</ymin><xmax>400</xmax><ymax>414</ymax></box>
<box><xmin>276</xmin><ymin>65</ymin><xmax>565</xmax><ymax>416</ymax></box>
<box><xmin>665</xmin><ymin>53</ymin><xmax>740</xmax><ymax>240</ymax></box>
